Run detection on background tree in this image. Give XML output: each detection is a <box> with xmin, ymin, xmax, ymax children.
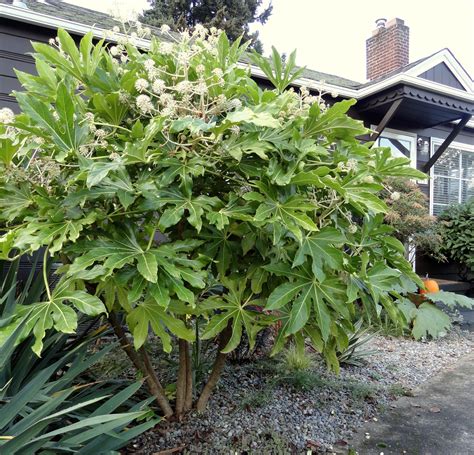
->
<box><xmin>140</xmin><ymin>0</ymin><xmax>272</xmax><ymax>52</ymax></box>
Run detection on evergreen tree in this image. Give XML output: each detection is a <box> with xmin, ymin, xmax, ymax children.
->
<box><xmin>140</xmin><ymin>0</ymin><xmax>272</xmax><ymax>52</ymax></box>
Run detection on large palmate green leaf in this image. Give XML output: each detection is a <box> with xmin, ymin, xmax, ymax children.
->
<box><xmin>411</xmin><ymin>302</ymin><xmax>451</xmax><ymax>340</ymax></box>
<box><xmin>0</xmin><ymin>184</ymin><xmax>34</xmax><ymax>221</ymax></box>
<box><xmin>127</xmin><ymin>299</ymin><xmax>194</xmax><ymax>351</ymax></box>
<box><xmin>265</xmin><ymin>263</ymin><xmax>348</xmax><ymax>341</ymax></box>
<box><xmin>252</xmin><ymin>193</ymin><xmax>317</xmax><ymax>242</ymax></box>
<box><xmin>424</xmin><ymin>291</ymin><xmax>474</xmax><ymax>309</ymax></box>
<box><xmin>303</xmin><ymin>99</ymin><xmax>368</xmax><ymax>139</ymax></box>
<box><xmin>200</xmin><ymin>278</ymin><xmax>267</xmax><ymax>353</ymax></box>
<box><xmin>14</xmin><ymin>212</ymin><xmax>97</xmax><ymax>254</ymax></box>
<box><xmin>23</xmin><ymin>282</ymin><xmax>106</xmax><ymax>355</ymax></box>
<box><xmin>293</xmin><ymin>227</ymin><xmax>346</xmax><ymax>279</ymax></box>
<box><xmin>146</xmin><ymin>187</ymin><xmax>220</xmax><ymax>232</ymax></box>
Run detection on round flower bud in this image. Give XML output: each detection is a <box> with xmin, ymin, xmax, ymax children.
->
<box><xmin>0</xmin><ymin>108</ymin><xmax>15</xmax><ymax>124</ymax></box>
<box><xmin>390</xmin><ymin>191</ymin><xmax>401</xmax><ymax>201</ymax></box>
<box><xmin>348</xmin><ymin>224</ymin><xmax>357</xmax><ymax>234</ymax></box>
<box><xmin>135</xmin><ymin>78</ymin><xmax>149</xmax><ymax>92</ymax></box>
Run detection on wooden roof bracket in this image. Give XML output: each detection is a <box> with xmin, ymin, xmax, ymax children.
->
<box><xmin>422</xmin><ymin>113</ymin><xmax>471</xmax><ymax>172</ymax></box>
<box><xmin>369</xmin><ymin>98</ymin><xmax>404</xmax><ymax>144</ymax></box>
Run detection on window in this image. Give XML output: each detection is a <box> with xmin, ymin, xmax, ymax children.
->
<box><xmin>431</xmin><ymin>141</ymin><xmax>474</xmax><ymax>215</ymax></box>
<box><xmin>375</xmin><ymin>128</ymin><xmax>417</xmax><ymax>168</ymax></box>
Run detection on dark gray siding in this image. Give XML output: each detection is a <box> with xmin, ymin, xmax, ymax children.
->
<box><xmin>418</xmin><ymin>62</ymin><xmax>466</xmax><ymax>91</ymax></box>
<box><xmin>0</xmin><ymin>19</ymin><xmax>50</xmax><ymax>110</ymax></box>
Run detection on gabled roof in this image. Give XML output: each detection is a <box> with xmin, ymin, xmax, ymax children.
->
<box><xmin>360</xmin><ymin>49</ymin><xmax>473</xmax><ymax>92</ymax></box>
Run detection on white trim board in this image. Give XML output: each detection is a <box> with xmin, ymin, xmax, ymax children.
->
<box><xmin>405</xmin><ymin>49</ymin><xmax>473</xmax><ymax>93</ymax></box>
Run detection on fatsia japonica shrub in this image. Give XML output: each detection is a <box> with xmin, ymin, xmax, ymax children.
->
<box><xmin>0</xmin><ymin>26</ymin><xmax>426</xmax><ymax>417</ymax></box>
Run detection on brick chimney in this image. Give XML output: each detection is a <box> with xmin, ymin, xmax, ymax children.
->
<box><xmin>366</xmin><ymin>18</ymin><xmax>409</xmax><ymax>80</ymax></box>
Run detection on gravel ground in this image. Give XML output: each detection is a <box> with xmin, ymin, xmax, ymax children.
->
<box><xmin>124</xmin><ymin>328</ymin><xmax>473</xmax><ymax>455</ymax></box>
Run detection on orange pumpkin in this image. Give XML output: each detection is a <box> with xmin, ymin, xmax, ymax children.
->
<box><xmin>420</xmin><ymin>278</ymin><xmax>439</xmax><ymax>295</ymax></box>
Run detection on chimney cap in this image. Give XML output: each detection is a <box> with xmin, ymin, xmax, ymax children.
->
<box><xmin>375</xmin><ymin>18</ymin><xmax>387</xmax><ymax>28</ymax></box>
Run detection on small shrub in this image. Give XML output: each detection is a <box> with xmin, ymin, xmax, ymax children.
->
<box><xmin>337</xmin><ymin>319</ymin><xmax>378</xmax><ymax>367</ymax></box>
<box><xmin>275</xmin><ymin>369</ymin><xmax>325</xmax><ymax>391</ymax></box>
<box><xmin>281</xmin><ymin>343</ymin><xmax>313</xmax><ymax>371</ymax></box>
<box><xmin>381</xmin><ymin>177</ymin><xmax>445</xmax><ymax>261</ymax></box>
<box><xmin>437</xmin><ymin>198</ymin><xmax>474</xmax><ymax>280</ymax></box>
<box><xmin>347</xmin><ymin>380</ymin><xmax>378</xmax><ymax>401</ymax></box>
<box><xmin>388</xmin><ymin>383</ymin><xmax>411</xmax><ymax>397</ymax></box>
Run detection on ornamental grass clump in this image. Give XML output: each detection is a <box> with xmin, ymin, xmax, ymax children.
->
<box><xmin>0</xmin><ymin>26</ymin><xmax>427</xmax><ymax>418</ymax></box>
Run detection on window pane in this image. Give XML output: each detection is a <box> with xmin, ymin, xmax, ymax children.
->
<box><xmin>379</xmin><ymin>137</ymin><xmax>411</xmax><ymax>158</ymax></box>
<box><xmin>461</xmin><ymin>151</ymin><xmax>474</xmax><ymax>180</ymax></box>
<box><xmin>433</xmin><ymin>146</ymin><xmax>460</xmax><ymax>178</ymax></box>
<box><xmin>433</xmin><ymin>175</ymin><xmax>459</xmax><ymax>206</ymax></box>
<box><xmin>461</xmin><ymin>179</ymin><xmax>474</xmax><ymax>203</ymax></box>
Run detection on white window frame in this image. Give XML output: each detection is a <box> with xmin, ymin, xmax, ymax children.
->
<box><xmin>429</xmin><ymin>139</ymin><xmax>474</xmax><ymax>215</ymax></box>
<box><xmin>373</xmin><ymin>127</ymin><xmax>417</xmax><ymax>169</ymax></box>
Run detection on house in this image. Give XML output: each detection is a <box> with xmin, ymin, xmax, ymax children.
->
<box><xmin>1</xmin><ymin>1</ymin><xmax>473</xmax><ymax>281</ymax></box>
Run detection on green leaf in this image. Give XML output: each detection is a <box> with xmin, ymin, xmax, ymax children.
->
<box><xmin>57</xmin><ymin>290</ymin><xmax>106</xmax><ymax>316</ymax></box>
<box><xmin>226</xmin><ymin>107</ymin><xmax>280</xmax><ymax>128</ymax></box>
<box><xmin>127</xmin><ymin>299</ymin><xmax>194</xmax><ymax>351</ymax></box>
<box><xmin>137</xmin><ymin>252</ymin><xmax>158</xmax><ymax>283</ymax></box>
<box><xmin>412</xmin><ymin>302</ymin><xmax>451</xmax><ymax>340</ymax></box>
<box><xmin>86</xmin><ymin>161</ymin><xmax>124</xmax><ymax>188</ymax></box>
<box><xmin>24</xmin><ymin>300</ymin><xmax>78</xmax><ymax>355</ymax></box>
<box><xmin>293</xmin><ymin>227</ymin><xmax>346</xmax><ymax>278</ymax></box>
<box><xmin>424</xmin><ymin>291</ymin><xmax>474</xmax><ymax>309</ymax></box>
<box><xmin>14</xmin><ymin>212</ymin><xmax>97</xmax><ymax>254</ymax></box>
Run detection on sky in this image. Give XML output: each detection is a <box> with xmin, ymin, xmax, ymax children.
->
<box><xmin>65</xmin><ymin>0</ymin><xmax>474</xmax><ymax>83</ymax></box>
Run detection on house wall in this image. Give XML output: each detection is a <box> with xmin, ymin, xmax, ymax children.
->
<box><xmin>0</xmin><ymin>18</ymin><xmax>81</xmax><ymax>111</ymax></box>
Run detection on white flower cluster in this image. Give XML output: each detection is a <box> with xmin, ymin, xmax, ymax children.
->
<box><xmin>160</xmin><ymin>24</ymin><xmax>171</xmax><ymax>34</ymax></box>
<box><xmin>337</xmin><ymin>159</ymin><xmax>358</xmax><ymax>173</ymax></box>
<box><xmin>0</xmin><ymin>108</ymin><xmax>15</xmax><ymax>124</ymax></box>
<box><xmin>347</xmin><ymin>224</ymin><xmax>358</xmax><ymax>234</ymax></box>
<box><xmin>390</xmin><ymin>191</ymin><xmax>401</xmax><ymax>201</ymax></box>
<box><xmin>151</xmin><ymin>79</ymin><xmax>166</xmax><ymax>94</ymax></box>
<box><xmin>136</xmin><ymin>94</ymin><xmax>154</xmax><ymax>114</ymax></box>
<box><xmin>94</xmin><ymin>128</ymin><xmax>108</xmax><ymax>139</ymax></box>
<box><xmin>135</xmin><ymin>78</ymin><xmax>149</xmax><ymax>92</ymax></box>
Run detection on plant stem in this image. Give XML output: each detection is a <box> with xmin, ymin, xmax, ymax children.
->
<box><xmin>175</xmin><ymin>338</ymin><xmax>187</xmax><ymax>416</ymax></box>
<box><xmin>139</xmin><ymin>345</ymin><xmax>174</xmax><ymax>418</ymax></box>
<box><xmin>184</xmin><ymin>340</ymin><xmax>193</xmax><ymax>411</ymax></box>
<box><xmin>108</xmin><ymin>312</ymin><xmax>173</xmax><ymax>418</ymax></box>
<box><xmin>146</xmin><ymin>228</ymin><xmax>156</xmax><ymax>250</ymax></box>
<box><xmin>42</xmin><ymin>246</ymin><xmax>52</xmax><ymax>301</ymax></box>
<box><xmin>195</xmin><ymin>323</ymin><xmax>232</xmax><ymax>412</ymax></box>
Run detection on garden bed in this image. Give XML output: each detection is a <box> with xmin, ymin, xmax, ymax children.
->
<box><xmin>121</xmin><ymin>328</ymin><xmax>473</xmax><ymax>454</ymax></box>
